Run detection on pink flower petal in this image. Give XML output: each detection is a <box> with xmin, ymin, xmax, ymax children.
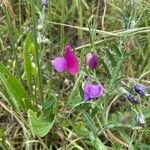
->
<box><xmin>51</xmin><ymin>57</ymin><xmax>67</xmax><ymax>72</ymax></box>
<box><xmin>89</xmin><ymin>84</ymin><xmax>104</xmax><ymax>98</ymax></box>
<box><xmin>65</xmin><ymin>44</ymin><xmax>80</xmax><ymax>75</ymax></box>
<box><xmin>84</xmin><ymin>82</ymin><xmax>92</xmax><ymax>100</ymax></box>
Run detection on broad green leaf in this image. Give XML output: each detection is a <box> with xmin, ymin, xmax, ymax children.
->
<box><xmin>23</xmin><ymin>33</ymin><xmax>33</xmax><ymax>93</ymax></box>
<box><xmin>0</xmin><ymin>63</ymin><xmax>35</xmax><ymax>111</ymax></box>
<box><xmin>28</xmin><ymin>109</ymin><xmax>56</xmax><ymax>137</ymax></box>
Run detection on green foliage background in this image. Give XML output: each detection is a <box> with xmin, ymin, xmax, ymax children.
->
<box><xmin>0</xmin><ymin>0</ymin><xmax>150</xmax><ymax>149</ymax></box>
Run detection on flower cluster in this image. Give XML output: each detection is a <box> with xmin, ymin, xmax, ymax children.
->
<box><xmin>124</xmin><ymin>92</ymin><xmax>140</xmax><ymax>105</ymax></box>
<box><xmin>51</xmin><ymin>44</ymin><xmax>104</xmax><ymax>101</ymax></box>
<box><xmin>122</xmin><ymin>82</ymin><xmax>148</xmax><ymax>105</ymax></box>
<box><xmin>51</xmin><ymin>45</ymin><xmax>79</xmax><ymax>75</ymax></box>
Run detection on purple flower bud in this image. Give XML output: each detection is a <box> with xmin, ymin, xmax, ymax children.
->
<box><xmin>86</xmin><ymin>53</ymin><xmax>99</xmax><ymax>69</ymax></box>
<box><xmin>84</xmin><ymin>81</ymin><xmax>104</xmax><ymax>101</ymax></box>
<box><xmin>124</xmin><ymin>93</ymin><xmax>140</xmax><ymax>105</ymax></box>
<box><xmin>134</xmin><ymin>83</ymin><xmax>147</xmax><ymax>96</ymax></box>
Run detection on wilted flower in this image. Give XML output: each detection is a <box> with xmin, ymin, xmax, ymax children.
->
<box><xmin>134</xmin><ymin>83</ymin><xmax>148</xmax><ymax>96</ymax></box>
<box><xmin>84</xmin><ymin>80</ymin><xmax>104</xmax><ymax>101</ymax></box>
<box><xmin>51</xmin><ymin>44</ymin><xmax>79</xmax><ymax>75</ymax></box>
<box><xmin>124</xmin><ymin>93</ymin><xmax>140</xmax><ymax>105</ymax></box>
<box><xmin>42</xmin><ymin>0</ymin><xmax>48</xmax><ymax>7</ymax></box>
<box><xmin>136</xmin><ymin>113</ymin><xmax>146</xmax><ymax>127</ymax></box>
<box><xmin>86</xmin><ymin>53</ymin><xmax>99</xmax><ymax>69</ymax></box>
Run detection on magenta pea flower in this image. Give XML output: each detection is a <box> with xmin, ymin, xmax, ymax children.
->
<box><xmin>51</xmin><ymin>44</ymin><xmax>80</xmax><ymax>75</ymax></box>
<box><xmin>84</xmin><ymin>80</ymin><xmax>104</xmax><ymax>101</ymax></box>
<box><xmin>86</xmin><ymin>53</ymin><xmax>99</xmax><ymax>69</ymax></box>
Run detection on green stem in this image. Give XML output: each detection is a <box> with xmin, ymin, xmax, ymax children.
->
<box><xmin>30</xmin><ymin>0</ymin><xmax>43</xmax><ymax>102</ymax></box>
<box><xmin>60</xmin><ymin>0</ymin><xmax>65</xmax><ymax>51</ymax></box>
<box><xmin>4</xmin><ymin>8</ymin><xmax>22</xmax><ymax>82</ymax></box>
<box><xmin>68</xmin><ymin>74</ymin><xmax>83</xmax><ymax>105</ymax></box>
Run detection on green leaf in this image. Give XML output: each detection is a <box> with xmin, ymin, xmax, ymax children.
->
<box><xmin>75</xmin><ymin>102</ymin><xmax>91</xmax><ymax>111</ymax></box>
<box><xmin>0</xmin><ymin>63</ymin><xmax>35</xmax><ymax>111</ymax></box>
<box><xmin>82</xmin><ymin>111</ymin><xmax>97</xmax><ymax>138</ymax></box>
<box><xmin>124</xmin><ymin>49</ymin><xmax>139</xmax><ymax>58</ymax></box>
<box><xmin>106</xmin><ymin>50</ymin><xmax>117</xmax><ymax>67</ymax></box>
<box><xmin>101</xmin><ymin>59</ymin><xmax>111</xmax><ymax>78</ymax></box>
<box><xmin>43</xmin><ymin>96</ymin><xmax>55</xmax><ymax>111</ymax></box>
<box><xmin>142</xmin><ymin>107</ymin><xmax>150</xmax><ymax>119</ymax></box>
<box><xmin>23</xmin><ymin>33</ymin><xmax>33</xmax><ymax>93</ymax></box>
<box><xmin>28</xmin><ymin>109</ymin><xmax>56</xmax><ymax>137</ymax></box>
<box><xmin>93</xmin><ymin>137</ymin><xmax>108</xmax><ymax>150</ymax></box>
<box><xmin>117</xmin><ymin>128</ymin><xmax>132</xmax><ymax>146</ymax></box>
<box><xmin>113</xmin><ymin>46</ymin><xmax>122</xmax><ymax>57</ymax></box>
<box><xmin>0</xmin><ymin>128</ymin><xmax>5</xmax><ymax>139</ymax></box>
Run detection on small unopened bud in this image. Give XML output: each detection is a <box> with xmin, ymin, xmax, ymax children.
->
<box><xmin>17</xmin><ymin>47</ymin><xmax>22</xmax><ymax>51</ymax></box>
<box><xmin>86</xmin><ymin>53</ymin><xmax>99</xmax><ymax>69</ymax></box>
<box><xmin>55</xmin><ymin>93</ymin><xmax>58</xmax><ymax>97</ymax></box>
<box><xmin>42</xmin><ymin>38</ymin><xmax>49</xmax><ymax>44</ymax></box>
<box><xmin>128</xmin><ymin>77</ymin><xmax>136</xmax><ymax>84</ymax></box>
<box><xmin>124</xmin><ymin>93</ymin><xmax>140</xmax><ymax>105</ymax></box>
<box><xmin>134</xmin><ymin>83</ymin><xmax>148</xmax><ymax>96</ymax></box>
<box><xmin>42</xmin><ymin>0</ymin><xmax>48</xmax><ymax>7</ymax></box>
<box><xmin>37</xmin><ymin>24</ymin><xmax>43</xmax><ymax>32</ymax></box>
<box><xmin>64</xmin><ymin>79</ymin><xmax>69</xmax><ymax>86</ymax></box>
<box><xmin>136</xmin><ymin>113</ymin><xmax>146</xmax><ymax>127</ymax></box>
<box><xmin>130</xmin><ymin>20</ymin><xmax>136</xmax><ymax>29</ymax></box>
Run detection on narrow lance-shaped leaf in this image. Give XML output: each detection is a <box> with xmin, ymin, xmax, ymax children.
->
<box><xmin>82</xmin><ymin>110</ymin><xmax>97</xmax><ymax>138</ymax></box>
<box><xmin>101</xmin><ymin>59</ymin><xmax>111</xmax><ymax>78</ymax></box>
<box><xmin>105</xmin><ymin>50</ymin><xmax>117</xmax><ymax>67</ymax></box>
<box><xmin>113</xmin><ymin>46</ymin><xmax>122</xmax><ymax>57</ymax></box>
<box><xmin>0</xmin><ymin>63</ymin><xmax>36</xmax><ymax>111</ymax></box>
<box><xmin>124</xmin><ymin>49</ymin><xmax>139</xmax><ymax>58</ymax></box>
<box><xmin>23</xmin><ymin>33</ymin><xmax>33</xmax><ymax>94</ymax></box>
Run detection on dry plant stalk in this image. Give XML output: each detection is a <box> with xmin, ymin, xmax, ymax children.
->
<box><xmin>106</xmin><ymin>130</ymin><xmax>129</xmax><ymax>148</ymax></box>
<box><xmin>1</xmin><ymin>0</ymin><xmax>16</xmax><ymax>22</ymax></box>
